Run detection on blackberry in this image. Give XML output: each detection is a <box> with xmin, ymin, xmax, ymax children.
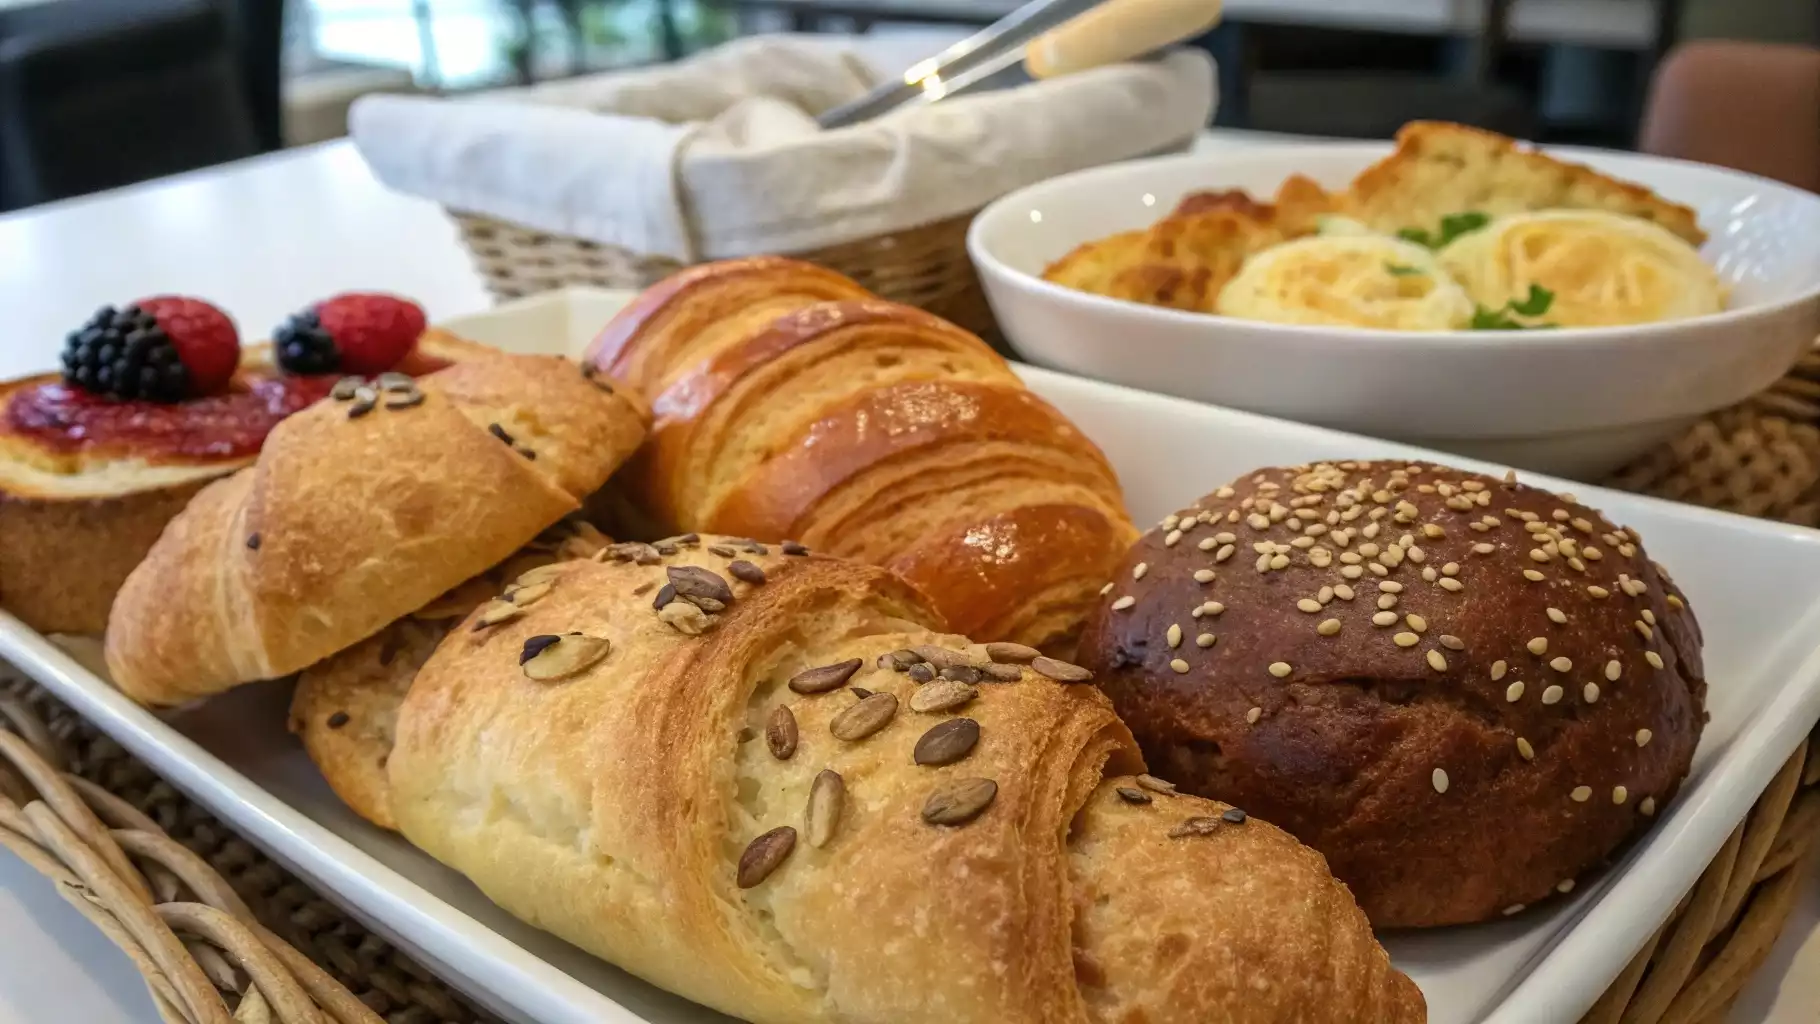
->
<box><xmin>60</xmin><ymin>304</ymin><xmax>188</xmax><ymax>402</ymax></box>
<box><xmin>275</xmin><ymin>309</ymin><xmax>339</xmax><ymax>374</ymax></box>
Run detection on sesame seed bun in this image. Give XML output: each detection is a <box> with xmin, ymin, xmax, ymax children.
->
<box><xmin>1076</xmin><ymin>461</ymin><xmax>1707</xmax><ymax>928</ymax></box>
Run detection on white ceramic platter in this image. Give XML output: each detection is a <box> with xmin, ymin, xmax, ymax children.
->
<box><xmin>6</xmin><ymin>288</ymin><xmax>1820</xmax><ymax>1024</ymax></box>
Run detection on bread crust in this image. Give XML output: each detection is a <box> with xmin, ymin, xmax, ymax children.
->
<box><xmin>389</xmin><ymin>539</ymin><xmax>1422</xmax><ymax>1023</ymax></box>
<box><xmin>1078</xmin><ymin>461</ymin><xmax>1706</xmax><ymax>927</ymax></box>
<box><xmin>586</xmin><ymin>258</ymin><xmax>1136</xmax><ymax>651</ymax></box>
<box><xmin>0</xmin><ymin>333</ymin><xmax>489</xmax><ymax>635</ymax></box>
<box><xmin>104</xmin><ymin>354</ymin><xmax>649</xmax><ymax>705</ymax></box>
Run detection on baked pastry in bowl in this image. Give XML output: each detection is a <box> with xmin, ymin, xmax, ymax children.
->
<box><xmin>1077</xmin><ymin>460</ymin><xmax>1707</xmax><ymax>927</ymax></box>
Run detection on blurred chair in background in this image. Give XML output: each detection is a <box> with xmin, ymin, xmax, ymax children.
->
<box><xmin>0</xmin><ymin>0</ymin><xmax>283</xmax><ymax>212</ymax></box>
<box><xmin>1640</xmin><ymin>40</ymin><xmax>1820</xmax><ymax>193</ymax></box>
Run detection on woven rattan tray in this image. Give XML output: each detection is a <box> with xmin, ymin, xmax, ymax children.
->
<box><xmin>6</xmin><ymin>356</ymin><xmax>1820</xmax><ymax>1023</ymax></box>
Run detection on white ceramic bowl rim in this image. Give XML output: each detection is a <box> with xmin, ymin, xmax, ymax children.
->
<box><xmin>968</xmin><ymin>142</ymin><xmax>1820</xmax><ymax>349</ymax></box>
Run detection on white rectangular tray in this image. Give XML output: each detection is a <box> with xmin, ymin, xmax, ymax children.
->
<box><xmin>7</xmin><ymin>288</ymin><xmax>1820</xmax><ymax>1024</ymax></box>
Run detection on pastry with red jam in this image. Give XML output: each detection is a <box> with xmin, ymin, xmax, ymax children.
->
<box><xmin>0</xmin><ymin>293</ymin><xmax>486</xmax><ymax>635</ymax></box>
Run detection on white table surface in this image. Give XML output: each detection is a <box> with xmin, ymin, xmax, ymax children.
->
<box><xmin>1</xmin><ymin>137</ymin><xmax>1817</xmax><ymax>1023</ymax></box>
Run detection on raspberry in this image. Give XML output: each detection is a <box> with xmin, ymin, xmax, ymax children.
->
<box><xmin>278</xmin><ymin>293</ymin><xmax>424</xmax><ymax>376</ymax></box>
<box><xmin>59</xmin><ymin>296</ymin><xmax>239</xmax><ymax>402</ymax></box>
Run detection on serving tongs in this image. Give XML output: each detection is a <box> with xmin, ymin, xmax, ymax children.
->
<box><xmin>816</xmin><ymin>0</ymin><xmax>1225</xmax><ymax>130</ymax></box>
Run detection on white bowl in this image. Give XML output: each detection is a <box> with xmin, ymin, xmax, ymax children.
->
<box><xmin>967</xmin><ymin>143</ymin><xmax>1820</xmax><ymax>478</ymax></box>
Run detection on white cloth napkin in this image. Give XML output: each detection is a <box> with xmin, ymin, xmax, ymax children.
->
<box><xmin>351</xmin><ymin>34</ymin><xmax>1215</xmax><ymax>261</ymax></box>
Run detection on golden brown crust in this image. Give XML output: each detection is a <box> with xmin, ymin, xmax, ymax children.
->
<box><xmin>1078</xmin><ymin>461</ymin><xmax>1706</xmax><ymax>928</ymax></box>
<box><xmin>104</xmin><ymin>354</ymin><xmax>648</xmax><ymax>706</ymax></box>
<box><xmin>389</xmin><ymin>539</ymin><xmax>1421</xmax><ymax>1024</ymax></box>
<box><xmin>290</xmin><ymin>521</ymin><xmax>611</xmax><ymax>829</ymax></box>
<box><xmin>0</xmin><ymin>332</ymin><xmax>491</xmax><ymax>636</ymax></box>
<box><xmin>585</xmin><ymin>259</ymin><xmax>1136</xmax><ymax>651</ymax></box>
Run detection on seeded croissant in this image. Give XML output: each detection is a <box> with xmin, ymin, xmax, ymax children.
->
<box><xmin>584</xmin><ymin>257</ymin><xmax>1137</xmax><ymax>653</ymax></box>
<box><xmin>389</xmin><ymin>537</ymin><xmax>1425</xmax><ymax>1023</ymax></box>
<box><xmin>104</xmin><ymin>354</ymin><xmax>649</xmax><ymax>706</ymax></box>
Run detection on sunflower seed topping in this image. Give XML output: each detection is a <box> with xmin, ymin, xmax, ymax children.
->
<box><xmin>1137</xmin><ymin>774</ymin><xmax>1177</xmax><ymax>795</ymax></box>
<box><xmin>980</xmin><ymin>663</ymin><xmax>1023</xmax><ymax>682</ymax></box>
<box><xmin>829</xmin><ymin>692</ymin><xmax>899</xmax><ymax>741</ymax></box>
<box><xmin>1169</xmin><ymin>817</ymin><xmax>1223</xmax><ymax>838</ymax></box>
<box><xmin>1117</xmin><ymin>786</ymin><xmax>1152</xmax><ymax>805</ymax></box>
<box><xmin>508</xmin><ymin>581</ymin><xmax>552</xmax><ymax>607</ymax></box>
<box><xmin>912</xmin><ymin>646</ymin><xmax>979</xmax><ymax>671</ymax></box>
<box><xmin>473</xmin><ymin>600</ymin><xmax>524</xmax><ymax>630</ymax></box>
<box><xmin>667</xmin><ymin>566</ymin><xmax>734</xmax><ymax>609</ymax></box>
<box><xmin>521</xmin><ymin>633</ymin><xmax>611</xmax><ymax>680</ymax></box>
<box><xmin>914</xmin><ymin>718</ymin><xmax>981</xmax><ymax>766</ymax></box>
<box><xmin>1031</xmin><ymin>657</ymin><xmax>1093</xmax><ymax>683</ymax></box>
<box><xmin>651</xmin><ymin>582</ymin><xmax>677</xmax><ymax>610</ymax></box>
<box><xmin>907</xmin><ymin>663</ymin><xmax>936</xmax><ymax>683</ymax></box>
<box><xmin>727</xmin><ymin>560</ymin><xmax>767</xmax><ymax>585</ymax></box>
<box><xmin>879</xmin><ymin>649</ymin><xmax>920</xmax><ymax>672</ymax></box>
<box><xmin>788</xmin><ymin>658</ymin><xmax>863</xmax><ymax>695</ymax></box>
<box><xmin>984</xmin><ymin>642</ymin><xmax>1041</xmax><ymax>664</ymax></box>
<box><xmin>804</xmin><ymin>770</ymin><xmax>845</xmax><ymax>849</ymax></box>
<box><xmin>910</xmin><ymin>680</ymin><xmax>978</xmax><ymax>713</ymax></box>
<box><xmin>922</xmin><ymin>778</ymin><xmax>997</xmax><ymax>825</ymax></box>
<box><xmin>737</xmin><ymin>827</ymin><xmax>796</xmax><ymax>888</ymax></box>
<box><xmin>657</xmin><ymin>600</ymin><xmax>710</xmax><ymax>635</ymax></box>
<box><xmin>766</xmin><ymin>705</ymin><xmax>798</xmax><ymax>760</ymax></box>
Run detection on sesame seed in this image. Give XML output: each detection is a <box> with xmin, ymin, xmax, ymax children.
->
<box><xmin>1432</xmin><ymin>768</ymin><xmax>1449</xmax><ymax>794</ymax></box>
<box><xmin>1557</xmin><ymin>879</ymin><xmax>1576</xmax><ymax>894</ymax></box>
<box><xmin>1504</xmin><ymin>469</ymin><xmax>1519</xmax><ymax>484</ymax></box>
<box><xmin>1646</xmin><ymin>651</ymin><xmax>1664</xmax><ymax>669</ymax></box>
<box><xmin>1340</xmin><ymin>551</ymin><xmax>1363</xmax><ymax>565</ymax></box>
<box><xmin>1372</xmin><ymin>611</ymin><xmax>1398</xmax><ymax>626</ymax></box>
<box><xmin>1584</xmin><ymin>547</ymin><xmax>1603</xmax><ymax>561</ymax></box>
<box><xmin>1553</xmin><ymin>509</ymin><xmax>1571</xmax><ymax>522</ymax></box>
<box><xmin>1164</xmin><ymin>530</ymin><xmax>1182</xmax><ymax>547</ymax></box>
<box><xmin>1362</xmin><ymin>522</ymin><xmax>1381</xmax><ymax>539</ymax></box>
<box><xmin>1317</xmin><ymin>586</ymin><xmax>1334</xmax><ymax>604</ymax></box>
<box><xmin>1112</xmin><ymin>596</ymin><xmax>1136</xmax><ymax>611</ymax></box>
<box><xmin>1215</xmin><ymin>544</ymin><xmax>1235</xmax><ymax>563</ymax></box>
<box><xmin>1641</xmin><ymin>797</ymin><xmax>1656</xmax><ymax>815</ymax></box>
<box><xmin>1569</xmin><ymin>558</ymin><xmax>1587</xmax><ymax>573</ymax></box>
<box><xmin>1268</xmin><ymin>662</ymin><xmax>1291</xmax><ymax>678</ymax></box>
<box><xmin>1588</xmin><ymin>585</ymin><xmax>1610</xmax><ymax>598</ymax></box>
<box><xmin>1193</xmin><ymin>569</ymin><xmax>1216</xmax><ymax>583</ymax></box>
<box><xmin>1491</xmin><ymin>660</ymin><xmax>1508</xmax><ymax>680</ymax></box>
<box><xmin>1572</xmin><ymin>517</ymin><xmax>1593</xmax><ymax>533</ymax></box>
<box><xmin>1517</xmin><ymin>737</ymin><xmax>1535</xmax><ymax>760</ymax></box>
<box><xmin>1359</xmin><ymin>543</ymin><xmax>1381</xmax><ymax>557</ymax></box>
<box><xmin>1550</xmin><ymin>657</ymin><xmax>1573</xmax><ymax>673</ymax></box>
<box><xmin>1379</xmin><ymin>581</ymin><xmax>1404</xmax><ymax>593</ymax></box>
<box><xmin>1571</xmin><ymin>786</ymin><xmax>1591</xmax><ymax>803</ymax></box>
<box><xmin>1394</xmin><ymin>632</ymin><xmax>1420</xmax><ymax>648</ymax></box>
<box><xmin>1440</xmin><ymin>635</ymin><xmax>1464</xmax><ymax>650</ymax></box>
<box><xmin>1270</xmin><ymin>554</ymin><xmax>1289</xmax><ymax>570</ymax></box>
<box><xmin>1290</xmin><ymin>537</ymin><xmax>1316</xmax><ymax>550</ymax></box>
<box><xmin>1197</xmin><ymin>633</ymin><xmax>1217</xmax><ymax>648</ymax></box>
<box><xmin>1473</xmin><ymin>543</ymin><xmax>1494</xmax><ymax>555</ymax></box>
<box><xmin>1438</xmin><ymin>577</ymin><xmax>1464</xmax><ymax>592</ymax></box>
<box><xmin>1341</xmin><ymin>565</ymin><xmax>1364</xmax><ymax>579</ymax></box>
<box><xmin>1620</xmin><ymin>544</ymin><xmax>1637</xmax><ymax>558</ymax></box>
<box><xmin>1667</xmin><ymin>594</ymin><xmax>1685</xmax><ymax>610</ymax></box>
<box><xmin>1255</xmin><ymin>554</ymin><xmax>1271</xmax><ymax>573</ymax></box>
<box><xmin>1524</xmin><ymin>570</ymin><xmax>1546</xmax><ymax>582</ymax></box>
<box><xmin>1422</xmin><ymin>524</ymin><xmax>1444</xmax><ymax>539</ymax></box>
<box><xmin>1170</xmin><ymin>658</ymin><xmax>1190</xmax><ymax>674</ymax></box>
<box><xmin>1546</xmin><ymin>607</ymin><xmax>1567</xmax><ymax>625</ymax></box>
<box><xmin>1247</xmin><ymin>513</ymin><xmax>1270</xmax><ymax>530</ymax></box>
<box><xmin>1605</xmin><ymin>660</ymin><xmax>1621</xmax><ymax>681</ymax></box>
<box><xmin>1133</xmin><ymin>562</ymin><xmax>1149</xmax><ymax>580</ymax></box>
<box><xmin>1583</xmin><ymin>683</ymin><xmax>1600</xmax><ymax>703</ymax></box>
<box><xmin>1506</xmin><ymin>681</ymin><xmax>1526</xmax><ymax>702</ymax></box>
<box><xmin>1442</xmin><ymin>562</ymin><xmax>1460</xmax><ymax>577</ymax></box>
<box><xmin>1635</xmin><ymin>621</ymin><xmax>1654</xmax><ymax>641</ymax></box>
<box><xmin>1198</xmin><ymin>536</ymin><xmax>1219</xmax><ymax>551</ymax></box>
<box><xmin>1246</xmin><ymin>706</ymin><xmax>1262</xmax><ymax>724</ymax></box>
<box><xmin>1166</xmin><ymin>624</ymin><xmax>1183</xmax><ymax>648</ymax></box>
<box><xmin>1216</xmin><ymin>532</ymin><xmax>1236</xmax><ymax>544</ymax></box>
<box><xmin>1297</xmin><ymin>599</ymin><xmax>1322</xmax><ymax>614</ymax></box>
<box><xmin>1100</xmin><ymin>583</ymin><xmax>1114</xmax><ymax>596</ymax></box>
<box><xmin>1334</xmin><ymin>584</ymin><xmax>1355</xmax><ymax>601</ymax></box>
<box><xmin>1542</xmin><ymin>685</ymin><xmax>1564</xmax><ymax>704</ymax></box>
<box><xmin>1612</xmin><ymin>786</ymin><xmax>1628</xmax><ymax>805</ymax></box>
<box><xmin>1162</xmin><ymin>515</ymin><xmax>1181</xmax><ymax>531</ymax></box>
<box><xmin>1216</xmin><ymin>486</ymin><xmax>1235</xmax><ymax>499</ymax></box>
<box><xmin>1426</xmin><ymin>650</ymin><xmax>1448</xmax><ymax>671</ymax></box>
<box><xmin>1421</xmin><ymin>567</ymin><xmax>1438</xmax><ymax>582</ymax></box>
<box><xmin>1205</xmin><ymin>602</ymin><xmax>1226</xmax><ymax>616</ymax></box>
<box><xmin>1525</xmin><ymin>521</ymin><xmax>1551</xmax><ymax>534</ymax></box>
<box><xmin>1407</xmin><ymin>546</ymin><xmax>1427</xmax><ymax>564</ymax></box>
<box><xmin>1369</xmin><ymin>563</ymin><xmax>1390</xmax><ymax>576</ymax></box>
<box><xmin>1636</xmin><ymin>729</ymin><xmax>1652</xmax><ymax>747</ymax></box>
<box><xmin>1472</xmin><ymin>522</ymin><xmax>1492</xmax><ymax>533</ymax></box>
<box><xmin>1642</xmin><ymin>609</ymin><xmax>1656</xmax><ymax>625</ymax></box>
<box><xmin>1529</xmin><ymin>549</ymin><xmax>1551</xmax><ymax>563</ymax></box>
<box><xmin>1318</xmin><ymin>618</ymin><xmax>1342</xmax><ymax>636</ymax></box>
<box><xmin>1503</xmin><ymin>904</ymin><xmax>1526</xmax><ymax>917</ymax></box>
<box><xmin>1405</xmin><ymin>614</ymin><xmax>1428</xmax><ymax>632</ymax></box>
<box><xmin>1527</xmin><ymin>637</ymin><xmax>1548</xmax><ymax>655</ymax></box>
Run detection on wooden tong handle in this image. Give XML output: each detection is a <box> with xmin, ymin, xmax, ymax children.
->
<box><xmin>1024</xmin><ymin>0</ymin><xmax>1223</xmax><ymax>79</ymax></box>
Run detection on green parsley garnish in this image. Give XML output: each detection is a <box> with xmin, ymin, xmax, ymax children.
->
<box><xmin>1470</xmin><ymin>284</ymin><xmax>1556</xmax><ymax>330</ymax></box>
<box><xmin>1384</xmin><ymin>263</ymin><xmax>1423</xmax><ymax>276</ymax></box>
<box><xmin>1398</xmin><ymin>211</ymin><xmax>1491</xmax><ymax>250</ymax></box>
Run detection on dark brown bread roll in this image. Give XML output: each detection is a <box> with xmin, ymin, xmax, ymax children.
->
<box><xmin>1077</xmin><ymin>460</ymin><xmax>1707</xmax><ymax>928</ymax></box>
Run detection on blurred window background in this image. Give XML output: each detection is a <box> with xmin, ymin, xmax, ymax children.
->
<box><xmin>0</xmin><ymin>0</ymin><xmax>1815</xmax><ymax>212</ymax></box>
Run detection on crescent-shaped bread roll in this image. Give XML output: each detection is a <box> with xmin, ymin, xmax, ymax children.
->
<box><xmin>389</xmin><ymin>540</ymin><xmax>1424</xmax><ymax>1023</ymax></box>
<box><xmin>289</xmin><ymin>519</ymin><xmax>610</xmax><ymax>829</ymax></box>
<box><xmin>105</xmin><ymin>355</ymin><xmax>649</xmax><ymax>705</ymax></box>
<box><xmin>586</xmin><ymin>258</ymin><xmax>1137</xmax><ymax>652</ymax></box>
